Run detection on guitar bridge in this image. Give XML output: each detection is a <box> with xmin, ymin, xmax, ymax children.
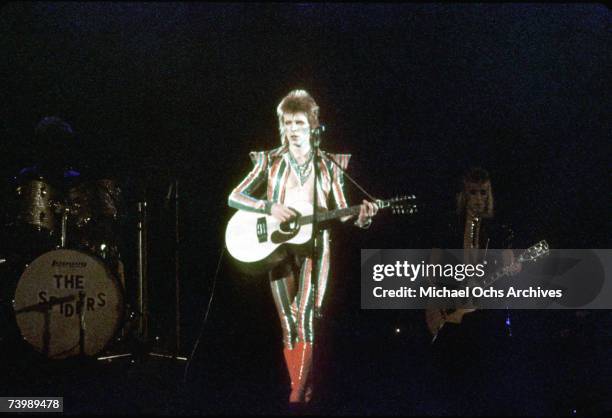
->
<box><xmin>256</xmin><ymin>217</ymin><xmax>268</xmax><ymax>243</ymax></box>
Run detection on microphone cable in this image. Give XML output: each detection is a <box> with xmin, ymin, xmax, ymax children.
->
<box><xmin>182</xmin><ymin>244</ymin><xmax>225</xmax><ymax>383</ymax></box>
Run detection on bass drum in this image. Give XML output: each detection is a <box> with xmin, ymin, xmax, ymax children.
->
<box><xmin>12</xmin><ymin>249</ymin><xmax>124</xmax><ymax>359</ymax></box>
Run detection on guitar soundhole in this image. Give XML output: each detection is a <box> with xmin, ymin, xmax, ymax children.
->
<box><xmin>271</xmin><ymin>217</ymin><xmax>300</xmax><ymax>244</ymax></box>
<box><xmin>272</xmin><ymin>226</ymin><xmax>298</xmax><ymax>244</ymax></box>
<box><xmin>279</xmin><ymin>218</ymin><xmax>298</xmax><ymax>233</ymax></box>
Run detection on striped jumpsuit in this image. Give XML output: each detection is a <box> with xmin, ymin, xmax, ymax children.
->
<box><xmin>228</xmin><ymin>145</ymin><xmax>350</xmax><ymax>348</ymax></box>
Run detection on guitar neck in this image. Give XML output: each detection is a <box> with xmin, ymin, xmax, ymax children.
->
<box><xmin>478</xmin><ymin>267</ymin><xmax>510</xmax><ymax>287</ymax></box>
<box><xmin>299</xmin><ymin>205</ymin><xmax>363</xmax><ymax>226</ymax></box>
<box><xmin>458</xmin><ymin>262</ymin><xmax>514</xmax><ymax>290</ymax></box>
<box><xmin>466</xmin><ymin>241</ymin><xmax>548</xmax><ymax>288</ymax></box>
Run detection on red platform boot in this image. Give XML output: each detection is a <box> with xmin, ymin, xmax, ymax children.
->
<box><xmin>283</xmin><ymin>346</ymin><xmax>298</xmax><ymax>395</ymax></box>
<box><xmin>289</xmin><ymin>341</ymin><xmax>313</xmax><ymax>403</ymax></box>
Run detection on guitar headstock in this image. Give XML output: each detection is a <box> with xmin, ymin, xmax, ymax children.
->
<box><xmin>376</xmin><ymin>195</ymin><xmax>418</xmax><ymax>216</ymax></box>
<box><xmin>518</xmin><ymin>240</ymin><xmax>550</xmax><ymax>264</ymax></box>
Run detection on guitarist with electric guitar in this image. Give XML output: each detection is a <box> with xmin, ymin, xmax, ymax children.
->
<box><xmin>422</xmin><ymin>167</ymin><xmax>538</xmax><ymax>413</ymax></box>
<box><xmin>425</xmin><ymin>167</ymin><xmax>522</xmax><ymax>343</ymax></box>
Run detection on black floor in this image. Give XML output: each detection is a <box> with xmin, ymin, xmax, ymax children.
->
<box><xmin>2</xmin><ymin>310</ymin><xmax>610</xmax><ymax>416</ymax></box>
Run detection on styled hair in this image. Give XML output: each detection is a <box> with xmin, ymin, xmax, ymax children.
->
<box><xmin>276</xmin><ymin>89</ymin><xmax>319</xmax><ymax>145</ymax></box>
<box><xmin>455</xmin><ymin>167</ymin><xmax>494</xmax><ymax>218</ymax></box>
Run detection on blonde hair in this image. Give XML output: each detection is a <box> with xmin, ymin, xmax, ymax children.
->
<box><xmin>276</xmin><ymin>89</ymin><xmax>320</xmax><ymax>145</ymax></box>
<box><xmin>455</xmin><ymin>167</ymin><xmax>494</xmax><ymax>218</ymax></box>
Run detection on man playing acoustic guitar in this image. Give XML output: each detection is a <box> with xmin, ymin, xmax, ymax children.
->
<box><xmin>228</xmin><ymin>89</ymin><xmax>378</xmax><ymax>404</ymax></box>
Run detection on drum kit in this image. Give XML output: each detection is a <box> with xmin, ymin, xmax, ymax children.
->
<box><xmin>1</xmin><ymin>175</ymin><xmax>127</xmax><ymax>359</ymax></box>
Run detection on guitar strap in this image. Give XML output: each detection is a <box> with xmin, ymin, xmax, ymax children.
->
<box><xmin>319</xmin><ymin>151</ymin><xmax>377</xmax><ymax>201</ymax></box>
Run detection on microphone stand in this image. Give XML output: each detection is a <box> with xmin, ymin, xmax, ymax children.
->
<box><xmin>78</xmin><ymin>291</ymin><xmax>86</xmax><ymax>357</ymax></box>
<box><xmin>148</xmin><ymin>179</ymin><xmax>187</xmax><ymax>362</ymax></box>
<box><xmin>174</xmin><ymin>180</ymin><xmax>181</xmax><ymax>357</ymax></box>
<box><xmin>310</xmin><ymin>128</ymin><xmax>325</xmax><ymax>321</ymax></box>
<box><xmin>309</xmin><ymin>128</ymin><xmax>322</xmax><ymax>403</ymax></box>
<box><xmin>307</xmin><ymin>126</ymin><xmax>379</xmax><ymax>401</ymax></box>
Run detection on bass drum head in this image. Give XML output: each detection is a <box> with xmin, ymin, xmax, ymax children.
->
<box><xmin>12</xmin><ymin>249</ymin><xmax>124</xmax><ymax>359</ymax></box>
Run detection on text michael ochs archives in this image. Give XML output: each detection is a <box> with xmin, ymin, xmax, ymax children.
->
<box><xmin>370</xmin><ymin>260</ymin><xmax>561</xmax><ymax>299</ymax></box>
<box><xmin>361</xmin><ymin>249</ymin><xmax>612</xmax><ymax>310</ymax></box>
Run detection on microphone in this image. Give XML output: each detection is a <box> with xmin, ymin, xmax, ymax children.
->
<box><xmin>311</xmin><ymin>125</ymin><xmax>326</xmax><ymax>136</ymax></box>
<box><xmin>311</xmin><ymin>125</ymin><xmax>326</xmax><ymax>146</ymax></box>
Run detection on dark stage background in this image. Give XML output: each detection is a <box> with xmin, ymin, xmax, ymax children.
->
<box><xmin>0</xmin><ymin>3</ymin><xmax>610</xmax><ymax>415</ymax></box>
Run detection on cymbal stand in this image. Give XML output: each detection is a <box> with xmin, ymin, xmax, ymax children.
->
<box><xmin>59</xmin><ymin>204</ymin><xmax>70</xmax><ymax>248</ymax></box>
<box><xmin>98</xmin><ymin>195</ymin><xmax>186</xmax><ymax>363</ymax></box>
<box><xmin>149</xmin><ymin>180</ymin><xmax>186</xmax><ymax>361</ymax></box>
<box><xmin>98</xmin><ymin>201</ymin><xmax>148</xmax><ymax>362</ymax></box>
<box><xmin>137</xmin><ymin>201</ymin><xmax>149</xmax><ymax>341</ymax></box>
